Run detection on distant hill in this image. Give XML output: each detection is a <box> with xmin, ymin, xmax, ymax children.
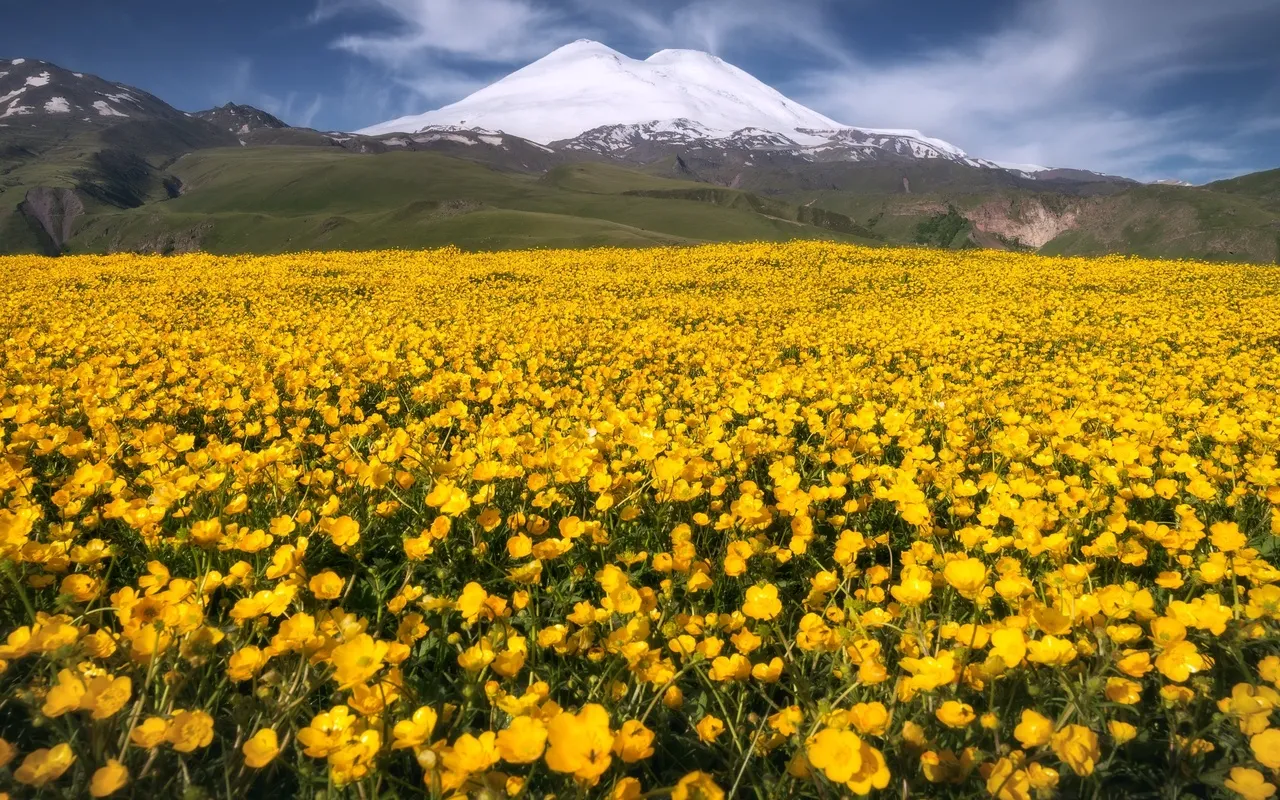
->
<box><xmin>1</xmin><ymin>55</ymin><xmax>1276</xmax><ymax>262</ymax></box>
<box><xmin>1205</xmin><ymin>168</ymin><xmax>1280</xmax><ymax>212</ymax></box>
<box><xmin>193</xmin><ymin>103</ymin><xmax>288</xmax><ymax>137</ymax></box>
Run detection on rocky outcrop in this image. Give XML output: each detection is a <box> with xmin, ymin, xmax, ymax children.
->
<box><xmin>18</xmin><ymin>187</ymin><xmax>84</xmax><ymax>254</ymax></box>
<box><xmin>966</xmin><ymin>196</ymin><xmax>1081</xmax><ymax>249</ymax></box>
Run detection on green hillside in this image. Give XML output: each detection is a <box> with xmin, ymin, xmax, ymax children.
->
<box><xmin>792</xmin><ymin>180</ymin><xmax>1280</xmax><ymax>263</ymax></box>
<box><xmin>1206</xmin><ymin>168</ymin><xmax>1280</xmax><ymax>212</ymax></box>
<box><xmin>4</xmin><ymin>126</ymin><xmax>1278</xmax><ymax>261</ymax></box>
<box><xmin>62</xmin><ymin>148</ymin><xmax>880</xmax><ymax>254</ymax></box>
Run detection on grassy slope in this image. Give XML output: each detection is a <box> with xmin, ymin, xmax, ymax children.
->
<box><xmin>67</xmin><ymin>148</ymin><xmax>877</xmax><ymax>253</ymax></box>
<box><xmin>1</xmin><ymin>119</ymin><xmax>236</xmax><ymax>254</ymax></box>
<box><xmin>7</xmin><ymin>130</ymin><xmax>1276</xmax><ymax>259</ymax></box>
<box><xmin>1205</xmin><ymin>168</ymin><xmax>1280</xmax><ymax>212</ymax></box>
<box><xmin>1041</xmin><ymin>185</ymin><xmax>1280</xmax><ymax>263</ymax></box>
<box><xmin>795</xmin><ymin>180</ymin><xmax>1280</xmax><ymax>263</ymax></box>
<box><xmin>1</xmin><ymin>135</ymin><xmax>101</xmax><ymax>254</ymax></box>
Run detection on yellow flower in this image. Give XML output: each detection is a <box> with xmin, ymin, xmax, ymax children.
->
<box><xmin>984</xmin><ymin>756</ymin><xmax>1031</xmax><ymax>800</ymax></box>
<box><xmin>890</xmin><ymin>565</ymin><xmax>933</xmax><ymax>607</ymax></box>
<box><xmin>612</xmin><ymin>720</ymin><xmax>655</xmax><ymax>763</ymax></box>
<box><xmin>1050</xmin><ymin>724</ymin><xmax>1100</xmax><ymax>776</ymax></box>
<box><xmin>456</xmin><ymin>582</ymin><xmax>489</xmax><ymax>623</ymax></box>
<box><xmin>612</xmin><ymin>776</ymin><xmax>643</xmax><ymax>800</ymax></box>
<box><xmin>752</xmin><ymin>656</ymin><xmax>784</xmax><ymax>683</ymax></box>
<box><xmin>671</xmin><ymin>771</ymin><xmax>724</xmax><ymax>800</ymax></box>
<box><xmin>1226</xmin><ymin>767</ymin><xmax>1277</xmax><ymax>800</ymax></box>
<box><xmin>1155</xmin><ymin>640</ymin><xmax>1207</xmax><ymax>683</ymax></box>
<box><xmin>243</xmin><ymin>729</ymin><xmax>280</xmax><ymax>768</ymax></box>
<box><xmin>330</xmin><ymin>633</ymin><xmax>389</xmax><ymax>688</ymax></box>
<box><xmin>848</xmin><ymin>702</ymin><xmax>889</xmax><ymax>736</ymax></box>
<box><xmin>769</xmin><ymin>706</ymin><xmax>804</xmax><ymax>737</ymax></box>
<box><xmin>847</xmin><ymin>740</ymin><xmax>892</xmax><ymax>795</ymax></box>
<box><xmin>329</xmin><ymin>731</ymin><xmax>382</xmax><ymax>787</ymax></box>
<box><xmin>0</xmin><ymin>736</ymin><xmax>14</xmax><ymax>767</ymax></box>
<box><xmin>14</xmin><ymin>743</ymin><xmax>76</xmax><ymax>787</ymax></box>
<box><xmin>900</xmin><ymin>650</ymin><xmax>957</xmax><ymax>691</ymax></box>
<box><xmin>988</xmin><ymin>628</ymin><xmax>1027</xmax><ymax>669</ymax></box>
<box><xmin>1211</xmin><ymin>521</ymin><xmax>1247</xmax><ymax>553</ymax></box>
<box><xmin>458</xmin><ymin>639</ymin><xmax>496</xmax><ymax>672</ymax></box>
<box><xmin>695</xmin><ymin>715</ymin><xmax>726</xmax><ymax>744</ymax></box>
<box><xmin>545</xmin><ymin>704</ymin><xmax>615</xmax><ymax>783</ymax></box>
<box><xmin>82</xmin><ymin>675</ymin><xmax>132</xmax><ymax>720</ymax></box>
<box><xmin>392</xmin><ymin>706</ymin><xmax>439</xmax><ymax>750</ymax></box>
<box><xmin>1108</xmin><ymin>721</ymin><xmax>1138</xmax><ymax>744</ymax></box>
<box><xmin>1026</xmin><ymin>763</ymin><xmax>1059</xmax><ymax>793</ymax></box>
<box><xmin>1014</xmin><ymin>709</ymin><xmax>1054</xmax><ymax>749</ymax></box>
<box><xmin>497</xmin><ymin>716</ymin><xmax>548</xmax><ymax>764</ymax></box>
<box><xmin>227</xmin><ymin>646</ymin><xmax>268</xmax><ymax>681</ymax></box>
<box><xmin>1116</xmin><ymin>649</ymin><xmax>1153</xmax><ymax>678</ymax></box>
<box><xmin>1258</xmin><ymin>657</ymin><xmax>1280</xmax><ymax>688</ymax></box>
<box><xmin>443</xmin><ymin>731</ymin><xmax>500</xmax><ymax>777</ymax></box>
<box><xmin>710</xmin><ymin>653</ymin><xmax>751</xmax><ymax>682</ymax></box>
<box><xmin>42</xmin><ymin>668</ymin><xmax>86</xmax><ymax>717</ymax></box>
<box><xmin>1252</xmin><ymin>729</ymin><xmax>1280</xmax><ymax>771</ymax></box>
<box><xmin>165</xmin><ymin>709</ymin><xmax>216</xmax><ymax>753</ymax></box>
<box><xmin>130</xmin><ymin>717</ymin><xmax>169</xmax><ymax>749</ymax></box>
<box><xmin>742</xmin><ymin>584</ymin><xmax>782</xmax><ymax>620</ymax></box>
<box><xmin>90</xmin><ymin>759</ymin><xmax>129</xmax><ymax>797</ymax></box>
<box><xmin>309</xmin><ymin>570</ymin><xmax>345</xmax><ymax>600</ymax></box>
<box><xmin>935</xmin><ymin>701</ymin><xmax>975</xmax><ymax>729</ymax></box>
<box><xmin>806</xmin><ymin>728</ymin><xmax>862</xmax><ymax>783</ymax></box>
<box><xmin>1105</xmin><ymin>677</ymin><xmax>1143</xmax><ymax>705</ymax></box>
<box><xmin>1026</xmin><ymin>636</ymin><xmax>1077</xmax><ymax>666</ymax></box>
<box><xmin>943</xmin><ymin>557</ymin><xmax>987</xmax><ymax>600</ymax></box>
<box><xmin>320</xmin><ymin>515</ymin><xmax>361</xmax><ymax>547</ymax></box>
<box><xmin>298</xmin><ymin>705</ymin><xmax>357</xmax><ymax>758</ymax></box>
<box><xmin>61</xmin><ymin>573</ymin><xmax>103</xmax><ymax>602</ymax></box>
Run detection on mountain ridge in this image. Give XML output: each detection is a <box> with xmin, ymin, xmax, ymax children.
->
<box><xmin>1</xmin><ymin>55</ymin><xmax>1277</xmax><ymax>264</ymax></box>
<box><xmin>355</xmin><ymin>40</ymin><xmax>1029</xmax><ymax>173</ymax></box>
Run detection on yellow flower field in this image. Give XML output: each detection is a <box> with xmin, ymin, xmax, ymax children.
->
<box><xmin>1</xmin><ymin>242</ymin><xmax>1279</xmax><ymax>799</ymax></box>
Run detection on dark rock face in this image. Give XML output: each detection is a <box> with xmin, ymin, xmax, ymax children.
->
<box><xmin>192</xmin><ymin>103</ymin><xmax>289</xmax><ymax>135</ymax></box>
<box><xmin>18</xmin><ymin>186</ymin><xmax>83</xmax><ymax>254</ymax></box>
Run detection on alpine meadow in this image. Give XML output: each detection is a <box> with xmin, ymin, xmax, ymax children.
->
<box><xmin>2</xmin><ymin>242</ymin><xmax>1280</xmax><ymax>800</ymax></box>
<box><xmin>5</xmin><ymin>0</ymin><xmax>1280</xmax><ymax>798</ymax></box>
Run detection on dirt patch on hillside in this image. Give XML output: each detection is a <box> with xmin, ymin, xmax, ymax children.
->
<box><xmin>18</xmin><ymin>186</ymin><xmax>84</xmax><ymax>254</ymax></box>
<box><xmin>966</xmin><ymin>196</ymin><xmax>1082</xmax><ymax>248</ymax></box>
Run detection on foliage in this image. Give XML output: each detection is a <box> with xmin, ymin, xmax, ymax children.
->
<box><xmin>1</xmin><ymin>242</ymin><xmax>1280</xmax><ymax>799</ymax></box>
<box><xmin>913</xmin><ymin>207</ymin><xmax>971</xmax><ymax>248</ymax></box>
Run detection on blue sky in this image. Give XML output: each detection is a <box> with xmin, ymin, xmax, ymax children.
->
<box><xmin>3</xmin><ymin>0</ymin><xmax>1278</xmax><ymax>182</ymax></box>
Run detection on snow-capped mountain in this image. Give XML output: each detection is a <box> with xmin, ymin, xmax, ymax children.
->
<box><xmin>193</xmin><ymin>103</ymin><xmax>288</xmax><ymax>136</ymax></box>
<box><xmin>0</xmin><ymin>57</ymin><xmax>191</xmax><ymax>128</ymax></box>
<box><xmin>358</xmin><ymin>40</ymin><xmax>1006</xmax><ymax>171</ymax></box>
<box><xmin>360</xmin><ymin>40</ymin><xmax>841</xmax><ymax>142</ymax></box>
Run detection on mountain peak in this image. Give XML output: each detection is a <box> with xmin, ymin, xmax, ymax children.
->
<box><xmin>193</xmin><ymin>103</ymin><xmax>289</xmax><ymax>135</ymax></box>
<box><xmin>357</xmin><ymin>40</ymin><xmax>846</xmax><ymax>142</ymax></box>
<box><xmin>0</xmin><ymin>59</ymin><xmax>189</xmax><ymax>130</ymax></box>
<box><xmin>541</xmin><ymin>39</ymin><xmax>625</xmax><ymax>61</ymax></box>
<box><xmin>645</xmin><ymin>48</ymin><xmax>725</xmax><ymax>65</ymax></box>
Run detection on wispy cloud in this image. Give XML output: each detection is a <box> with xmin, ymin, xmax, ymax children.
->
<box><xmin>312</xmin><ymin>0</ymin><xmax>581</xmax><ymax>64</ymax></box>
<box><xmin>573</xmin><ymin>0</ymin><xmax>851</xmax><ymax>65</ymax></box>
<box><xmin>216</xmin><ymin>57</ymin><xmax>326</xmax><ymax>128</ymax></box>
<box><xmin>785</xmin><ymin>0</ymin><xmax>1280</xmax><ymax>180</ymax></box>
<box><xmin>312</xmin><ymin>0</ymin><xmax>1280</xmax><ymax>180</ymax></box>
<box><xmin>308</xmin><ymin>0</ymin><xmax>594</xmax><ymax>105</ymax></box>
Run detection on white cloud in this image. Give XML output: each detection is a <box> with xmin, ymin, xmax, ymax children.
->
<box><xmin>313</xmin><ymin>0</ymin><xmax>1280</xmax><ymax>179</ymax></box>
<box><xmin>784</xmin><ymin>0</ymin><xmax>1280</xmax><ymax>180</ymax></box>
<box><xmin>573</xmin><ymin>0</ymin><xmax>851</xmax><ymax>65</ymax></box>
<box><xmin>312</xmin><ymin>0</ymin><xmax>581</xmax><ymax>65</ymax></box>
<box><xmin>215</xmin><ymin>57</ymin><xmax>326</xmax><ymax>128</ymax></box>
